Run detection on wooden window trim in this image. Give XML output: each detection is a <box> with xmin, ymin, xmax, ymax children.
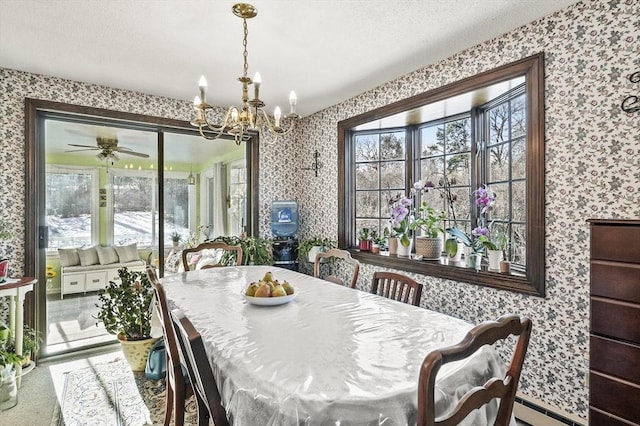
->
<box><xmin>338</xmin><ymin>53</ymin><xmax>545</xmax><ymax>297</ymax></box>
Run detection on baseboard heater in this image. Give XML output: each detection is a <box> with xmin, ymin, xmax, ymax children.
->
<box><xmin>514</xmin><ymin>393</ymin><xmax>586</xmax><ymax>426</ymax></box>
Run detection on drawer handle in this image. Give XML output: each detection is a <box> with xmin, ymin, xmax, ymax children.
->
<box><xmin>92</xmin><ymin>279</ymin><xmax>100</xmax><ymax>283</ymax></box>
<box><xmin>70</xmin><ymin>281</ymin><xmax>78</xmax><ymax>285</ymax></box>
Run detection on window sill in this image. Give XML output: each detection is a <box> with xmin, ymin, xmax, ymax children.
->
<box><xmin>349</xmin><ymin>249</ymin><xmax>541</xmax><ymax>296</ymax></box>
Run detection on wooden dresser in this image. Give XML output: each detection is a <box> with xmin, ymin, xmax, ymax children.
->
<box><xmin>589</xmin><ymin>219</ymin><xmax>640</xmax><ymax>425</ymax></box>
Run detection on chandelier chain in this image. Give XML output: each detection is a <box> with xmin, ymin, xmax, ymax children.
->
<box><xmin>242</xmin><ymin>18</ymin><xmax>249</xmax><ymax>79</ymax></box>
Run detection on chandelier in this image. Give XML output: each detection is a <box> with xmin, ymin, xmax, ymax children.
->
<box><xmin>191</xmin><ymin>3</ymin><xmax>300</xmax><ymax>145</ymax></box>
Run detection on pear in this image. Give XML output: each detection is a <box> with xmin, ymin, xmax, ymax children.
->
<box><xmin>271</xmin><ymin>283</ymin><xmax>287</xmax><ymax>297</ymax></box>
<box><xmin>282</xmin><ymin>281</ymin><xmax>294</xmax><ymax>295</ymax></box>
<box><xmin>254</xmin><ymin>282</ymin><xmax>272</xmax><ymax>298</ymax></box>
<box><xmin>262</xmin><ymin>271</ymin><xmax>274</xmax><ymax>282</ymax></box>
<box><xmin>245</xmin><ymin>282</ymin><xmax>261</xmax><ymax>297</ymax></box>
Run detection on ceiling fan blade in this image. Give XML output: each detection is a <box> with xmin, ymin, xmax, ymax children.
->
<box><xmin>116</xmin><ymin>149</ymin><xmax>149</xmax><ymax>158</ymax></box>
<box><xmin>67</xmin><ymin>144</ymin><xmax>99</xmax><ymax>149</ymax></box>
<box><xmin>65</xmin><ymin>148</ymin><xmax>101</xmax><ymax>153</ymax></box>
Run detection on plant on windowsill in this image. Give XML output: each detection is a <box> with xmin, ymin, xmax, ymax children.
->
<box><xmin>298</xmin><ymin>237</ymin><xmax>336</xmax><ymax>263</ymax></box>
<box><xmin>371</xmin><ymin>230</ymin><xmax>385</xmax><ymax>254</ymax></box>
<box><xmin>94</xmin><ymin>267</ymin><xmax>157</xmax><ymax>371</ymax></box>
<box><xmin>357</xmin><ymin>227</ymin><xmax>372</xmax><ymax>252</ymax></box>
<box><xmin>411</xmin><ymin>202</ymin><xmax>446</xmax><ymax>260</ymax></box>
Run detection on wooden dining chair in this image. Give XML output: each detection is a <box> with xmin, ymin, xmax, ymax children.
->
<box><xmin>370</xmin><ymin>271</ymin><xmax>423</xmax><ymax>306</ymax></box>
<box><xmin>146</xmin><ymin>266</ymin><xmax>192</xmax><ymax>426</ymax></box>
<box><xmin>181</xmin><ymin>242</ymin><xmax>243</xmax><ymax>271</ymax></box>
<box><xmin>171</xmin><ymin>309</ymin><xmax>230</xmax><ymax>426</ymax></box>
<box><xmin>417</xmin><ymin>314</ymin><xmax>532</xmax><ymax>426</ymax></box>
<box><xmin>313</xmin><ymin>248</ymin><xmax>360</xmax><ymax>289</ymax></box>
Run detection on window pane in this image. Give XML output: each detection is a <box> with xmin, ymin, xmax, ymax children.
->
<box><xmin>355</xmin><ymin>134</ymin><xmax>379</xmax><ymax>162</ymax></box>
<box><xmin>489</xmin><ymin>143</ymin><xmax>510</xmax><ymax>182</ymax></box>
<box><xmin>511</xmin><ymin>94</ymin><xmax>526</xmax><ymax>138</ymax></box>
<box><xmin>489</xmin><ymin>182</ymin><xmax>510</xmax><ymax>221</ymax></box>
<box><xmin>380</xmin><ymin>161</ymin><xmax>405</xmax><ymax>189</ymax></box>
<box><xmin>164</xmin><ymin>177</ymin><xmax>190</xmax><ymax>245</ymax></box>
<box><xmin>444</xmin><ymin>154</ymin><xmax>471</xmax><ymax>184</ymax></box>
<box><xmin>512</xmin><ymin>223</ymin><xmax>526</xmax><ymax>264</ymax></box>
<box><xmin>356</xmin><ymin>219</ymin><xmax>381</xmax><ymax>237</ymax></box>
<box><xmin>444</xmin><ymin>118</ymin><xmax>471</xmax><ymax>154</ymax></box>
<box><xmin>420</xmin><ymin>157</ymin><xmax>441</xmax><ymax>182</ymax></box>
<box><xmin>380</xmin><ymin>132</ymin><xmax>405</xmax><ymax>160</ymax></box>
<box><xmin>489</xmin><ymin>103</ymin><xmax>510</xmax><ymax>144</ymax></box>
<box><xmin>355</xmin><ymin>191</ymin><xmax>379</xmax><ymax>218</ymax></box>
<box><xmin>46</xmin><ymin>171</ymin><xmax>94</xmax><ymax>248</ymax></box>
<box><xmin>113</xmin><ymin>175</ymin><xmax>155</xmax><ymax>245</ymax></box>
<box><xmin>355</xmin><ymin>163</ymin><xmax>379</xmax><ymax>190</ymax></box>
<box><xmin>512</xmin><ymin>180</ymin><xmax>526</xmax><ymax>222</ymax></box>
<box><xmin>420</xmin><ymin>125</ymin><xmax>443</xmax><ymax>157</ymax></box>
<box><xmin>512</xmin><ymin>137</ymin><xmax>526</xmax><ymax>179</ymax></box>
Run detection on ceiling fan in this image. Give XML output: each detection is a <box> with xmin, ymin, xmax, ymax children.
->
<box><xmin>66</xmin><ymin>136</ymin><xmax>149</xmax><ymax>161</ymax></box>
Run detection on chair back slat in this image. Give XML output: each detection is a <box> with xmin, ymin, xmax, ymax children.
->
<box><xmin>313</xmin><ymin>249</ymin><xmax>360</xmax><ymax>289</ymax></box>
<box><xmin>417</xmin><ymin>314</ymin><xmax>532</xmax><ymax>426</ymax></box>
<box><xmin>371</xmin><ymin>271</ymin><xmax>422</xmax><ymax>306</ymax></box>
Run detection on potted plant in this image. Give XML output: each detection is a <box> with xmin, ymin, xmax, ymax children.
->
<box><xmin>298</xmin><ymin>237</ymin><xmax>336</xmax><ymax>263</ymax></box>
<box><xmin>94</xmin><ymin>267</ymin><xmax>158</xmax><ymax>371</ymax></box>
<box><xmin>4</xmin><ymin>325</ymin><xmax>41</xmax><ymax>366</ymax></box>
<box><xmin>371</xmin><ymin>230</ymin><xmax>385</xmax><ymax>254</ymax></box>
<box><xmin>211</xmin><ymin>235</ymin><xmax>274</xmax><ymax>265</ymax></box>
<box><xmin>411</xmin><ymin>202</ymin><xmax>446</xmax><ymax>260</ymax></box>
<box><xmin>358</xmin><ymin>227</ymin><xmax>372</xmax><ymax>252</ymax></box>
<box><xmin>169</xmin><ymin>231</ymin><xmax>181</xmax><ymax>247</ymax></box>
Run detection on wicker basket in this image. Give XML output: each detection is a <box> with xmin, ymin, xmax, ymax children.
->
<box><xmin>415</xmin><ymin>237</ymin><xmax>443</xmax><ymax>260</ymax></box>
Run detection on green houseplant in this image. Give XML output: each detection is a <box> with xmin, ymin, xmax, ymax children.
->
<box><xmin>358</xmin><ymin>227</ymin><xmax>372</xmax><ymax>251</ymax></box>
<box><xmin>95</xmin><ymin>267</ymin><xmax>157</xmax><ymax>371</ymax></box>
<box><xmin>170</xmin><ymin>231</ymin><xmax>181</xmax><ymax>247</ymax></box>
<box><xmin>298</xmin><ymin>237</ymin><xmax>336</xmax><ymax>263</ymax></box>
<box><xmin>210</xmin><ymin>235</ymin><xmax>274</xmax><ymax>265</ymax></box>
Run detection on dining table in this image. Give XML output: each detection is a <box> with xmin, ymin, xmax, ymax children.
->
<box><xmin>160</xmin><ymin>265</ymin><xmax>513</xmax><ymax>425</ymax></box>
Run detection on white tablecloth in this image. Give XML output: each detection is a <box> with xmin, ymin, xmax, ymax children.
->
<box><xmin>161</xmin><ymin>266</ymin><xmax>511</xmax><ymax>425</ymax></box>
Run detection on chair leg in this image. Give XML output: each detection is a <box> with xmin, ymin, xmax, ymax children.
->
<box><xmin>174</xmin><ymin>386</ymin><xmax>186</xmax><ymax>426</ymax></box>
<box><xmin>197</xmin><ymin>396</ymin><xmax>211</xmax><ymax>426</ymax></box>
<box><xmin>164</xmin><ymin>381</ymin><xmax>174</xmax><ymax>426</ymax></box>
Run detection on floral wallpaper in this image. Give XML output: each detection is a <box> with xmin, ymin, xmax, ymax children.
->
<box><xmin>0</xmin><ymin>0</ymin><xmax>638</xmax><ymax>421</ymax></box>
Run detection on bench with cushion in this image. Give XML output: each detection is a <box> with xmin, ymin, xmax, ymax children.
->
<box><xmin>58</xmin><ymin>243</ymin><xmax>145</xmax><ymax>298</ymax></box>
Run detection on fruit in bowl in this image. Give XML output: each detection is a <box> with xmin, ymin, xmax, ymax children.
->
<box><xmin>245</xmin><ymin>271</ymin><xmax>294</xmax><ymax>298</ymax></box>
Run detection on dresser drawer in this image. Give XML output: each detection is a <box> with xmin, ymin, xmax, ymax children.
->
<box><xmin>62</xmin><ymin>274</ymin><xmax>86</xmax><ymax>295</ymax></box>
<box><xmin>591</xmin><ymin>224</ymin><xmax>640</xmax><ymax>263</ymax></box>
<box><xmin>85</xmin><ymin>271</ymin><xmax>107</xmax><ymax>292</ymax></box>
<box><xmin>590</xmin><ymin>372</ymin><xmax>640</xmax><ymax>423</ymax></box>
<box><xmin>589</xmin><ymin>407</ymin><xmax>639</xmax><ymax>426</ymax></box>
<box><xmin>591</xmin><ymin>298</ymin><xmax>640</xmax><ymax>343</ymax></box>
<box><xmin>591</xmin><ymin>261</ymin><xmax>640</xmax><ymax>303</ymax></box>
<box><xmin>591</xmin><ymin>335</ymin><xmax>640</xmax><ymax>384</ymax></box>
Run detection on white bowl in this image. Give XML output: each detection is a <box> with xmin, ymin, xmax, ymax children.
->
<box><xmin>244</xmin><ymin>293</ymin><xmax>296</xmax><ymax>306</ymax></box>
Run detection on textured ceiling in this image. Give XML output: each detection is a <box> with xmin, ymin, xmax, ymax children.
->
<box><xmin>0</xmin><ymin>0</ymin><xmax>579</xmax><ymax>117</ymax></box>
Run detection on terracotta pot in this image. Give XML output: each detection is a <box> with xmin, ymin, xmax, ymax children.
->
<box><xmin>119</xmin><ymin>337</ymin><xmax>158</xmax><ymax>372</ymax></box>
<box><xmin>358</xmin><ymin>240</ymin><xmax>372</xmax><ymax>252</ymax></box>
<box><xmin>371</xmin><ymin>244</ymin><xmax>380</xmax><ymax>254</ymax></box>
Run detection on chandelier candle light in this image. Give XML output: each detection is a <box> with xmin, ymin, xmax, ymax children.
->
<box><xmin>191</xmin><ymin>3</ymin><xmax>300</xmax><ymax>145</ymax></box>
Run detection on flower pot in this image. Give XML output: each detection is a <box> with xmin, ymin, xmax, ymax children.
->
<box><xmin>445</xmin><ymin>238</ymin><xmax>463</xmax><ymax>262</ymax></box>
<box><xmin>388</xmin><ymin>237</ymin><xmax>398</xmax><ymax>256</ymax></box>
<box><xmin>397</xmin><ymin>240</ymin><xmax>413</xmax><ymax>257</ymax></box>
<box><xmin>500</xmin><ymin>260</ymin><xmax>511</xmax><ymax>274</ymax></box>
<box><xmin>358</xmin><ymin>240</ymin><xmax>372</xmax><ymax>252</ymax></box>
<box><xmin>415</xmin><ymin>236</ymin><xmax>442</xmax><ymax>260</ymax></box>
<box><xmin>371</xmin><ymin>243</ymin><xmax>380</xmax><ymax>254</ymax></box>
<box><xmin>465</xmin><ymin>251</ymin><xmax>482</xmax><ymax>269</ymax></box>
<box><xmin>487</xmin><ymin>250</ymin><xmax>503</xmax><ymax>271</ymax></box>
<box><xmin>119</xmin><ymin>337</ymin><xmax>159</xmax><ymax>372</ymax></box>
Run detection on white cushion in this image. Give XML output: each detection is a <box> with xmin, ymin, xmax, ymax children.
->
<box><xmin>96</xmin><ymin>245</ymin><xmax>119</xmax><ymax>265</ymax></box>
<box><xmin>77</xmin><ymin>246</ymin><xmax>99</xmax><ymax>266</ymax></box>
<box><xmin>195</xmin><ymin>248</ymin><xmax>223</xmax><ymax>270</ymax></box>
<box><xmin>114</xmin><ymin>243</ymin><xmax>139</xmax><ymax>263</ymax></box>
<box><xmin>58</xmin><ymin>248</ymin><xmax>80</xmax><ymax>267</ymax></box>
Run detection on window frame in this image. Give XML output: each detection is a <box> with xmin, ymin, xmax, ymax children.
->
<box><xmin>337</xmin><ymin>53</ymin><xmax>545</xmax><ymax>296</ymax></box>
